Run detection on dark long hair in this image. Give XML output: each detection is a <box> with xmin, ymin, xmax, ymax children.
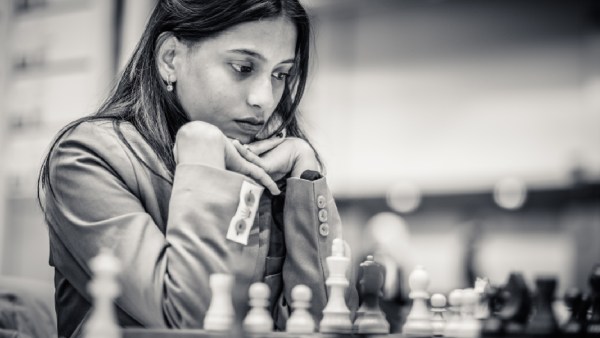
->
<box><xmin>38</xmin><ymin>0</ymin><xmax>317</xmax><ymax>209</ymax></box>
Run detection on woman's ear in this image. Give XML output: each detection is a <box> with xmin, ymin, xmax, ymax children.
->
<box><xmin>156</xmin><ymin>32</ymin><xmax>181</xmax><ymax>83</ymax></box>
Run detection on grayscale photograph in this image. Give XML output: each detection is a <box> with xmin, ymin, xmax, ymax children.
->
<box><xmin>0</xmin><ymin>0</ymin><xmax>598</xmax><ymax>337</ymax></box>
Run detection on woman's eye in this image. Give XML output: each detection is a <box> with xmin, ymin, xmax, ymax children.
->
<box><xmin>272</xmin><ymin>72</ymin><xmax>289</xmax><ymax>81</ymax></box>
<box><xmin>231</xmin><ymin>63</ymin><xmax>253</xmax><ymax>73</ymax></box>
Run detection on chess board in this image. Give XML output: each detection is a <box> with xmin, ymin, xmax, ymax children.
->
<box><xmin>122</xmin><ymin>328</ymin><xmax>404</xmax><ymax>338</ymax></box>
<box><xmin>87</xmin><ymin>252</ymin><xmax>600</xmax><ymax>338</ymax></box>
<box><xmin>122</xmin><ymin>328</ymin><xmax>552</xmax><ymax>338</ymax></box>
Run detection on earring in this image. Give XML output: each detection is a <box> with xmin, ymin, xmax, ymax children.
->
<box><xmin>166</xmin><ymin>74</ymin><xmax>174</xmax><ymax>92</ymax></box>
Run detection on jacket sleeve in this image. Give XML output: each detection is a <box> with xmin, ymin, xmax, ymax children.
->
<box><xmin>275</xmin><ymin>176</ymin><xmax>359</xmax><ymax>327</ymax></box>
<box><xmin>45</xmin><ymin>123</ymin><xmax>262</xmax><ymax>328</ymax></box>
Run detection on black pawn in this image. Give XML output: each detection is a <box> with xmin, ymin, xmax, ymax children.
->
<box><xmin>562</xmin><ymin>287</ymin><xmax>590</xmax><ymax>335</ymax></box>
<box><xmin>353</xmin><ymin>255</ymin><xmax>390</xmax><ymax>334</ymax></box>
<box><xmin>588</xmin><ymin>264</ymin><xmax>600</xmax><ymax>336</ymax></box>
<box><xmin>526</xmin><ymin>277</ymin><xmax>559</xmax><ymax>335</ymax></box>
<box><xmin>497</xmin><ymin>272</ymin><xmax>532</xmax><ymax>334</ymax></box>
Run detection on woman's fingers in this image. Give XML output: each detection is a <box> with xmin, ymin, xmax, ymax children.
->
<box><xmin>245</xmin><ymin>136</ymin><xmax>285</xmax><ymax>155</ymax></box>
<box><xmin>225</xmin><ymin>141</ymin><xmax>280</xmax><ymax>195</ymax></box>
<box><xmin>231</xmin><ymin>139</ymin><xmax>269</xmax><ymax>171</ymax></box>
<box><xmin>237</xmin><ymin>160</ymin><xmax>281</xmax><ymax>196</ymax></box>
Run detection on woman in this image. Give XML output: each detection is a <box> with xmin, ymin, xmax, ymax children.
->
<box><xmin>38</xmin><ymin>0</ymin><xmax>357</xmax><ymax>336</ymax></box>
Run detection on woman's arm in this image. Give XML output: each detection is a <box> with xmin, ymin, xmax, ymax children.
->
<box><xmin>278</xmin><ymin>174</ymin><xmax>359</xmax><ymax>326</ymax></box>
<box><xmin>46</xmin><ymin>121</ymin><xmax>263</xmax><ymax>328</ymax></box>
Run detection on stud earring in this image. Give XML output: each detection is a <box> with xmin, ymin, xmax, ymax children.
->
<box><xmin>166</xmin><ymin>74</ymin><xmax>175</xmax><ymax>92</ymax></box>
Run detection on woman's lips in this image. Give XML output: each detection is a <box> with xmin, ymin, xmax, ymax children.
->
<box><xmin>235</xmin><ymin>120</ymin><xmax>264</xmax><ymax>134</ymax></box>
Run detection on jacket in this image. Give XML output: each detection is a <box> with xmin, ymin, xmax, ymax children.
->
<box><xmin>44</xmin><ymin>120</ymin><xmax>357</xmax><ymax>338</ymax></box>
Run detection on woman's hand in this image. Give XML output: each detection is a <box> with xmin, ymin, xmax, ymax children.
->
<box><xmin>174</xmin><ymin>121</ymin><xmax>281</xmax><ymax>195</ymax></box>
<box><xmin>232</xmin><ymin>137</ymin><xmax>320</xmax><ymax>182</ymax></box>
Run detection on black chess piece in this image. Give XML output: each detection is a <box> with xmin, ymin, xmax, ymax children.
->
<box><xmin>482</xmin><ymin>285</ymin><xmax>504</xmax><ymax>336</ymax></box>
<box><xmin>357</xmin><ymin>252</ymin><xmax>407</xmax><ymax>333</ymax></box>
<box><xmin>525</xmin><ymin>276</ymin><xmax>559</xmax><ymax>335</ymax></box>
<box><xmin>588</xmin><ymin>263</ymin><xmax>600</xmax><ymax>336</ymax></box>
<box><xmin>496</xmin><ymin>272</ymin><xmax>532</xmax><ymax>334</ymax></box>
<box><xmin>354</xmin><ymin>255</ymin><xmax>390</xmax><ymax>334</ymax></box>
<box><xmin>562</xmin><ymin>287</ymin><xmax>590</xmax><ymax>335</ymax></box>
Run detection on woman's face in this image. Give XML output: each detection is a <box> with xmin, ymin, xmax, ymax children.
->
<box><xmin>174</xmin><ymin>16</ymin><xmax>297</xmax><ymax>144</ymax></box>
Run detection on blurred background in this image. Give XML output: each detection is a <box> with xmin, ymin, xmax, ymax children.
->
<box><xmin>0</xmin><ymin>0</ymin><xmax>598</xmax><ymax>300</ymax></box>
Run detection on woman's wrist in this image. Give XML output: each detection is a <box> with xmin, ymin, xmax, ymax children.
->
<box><xmin>290</xmin><ymin>151</ymin><xmax>320</xmax><ymax>178</ymax></box>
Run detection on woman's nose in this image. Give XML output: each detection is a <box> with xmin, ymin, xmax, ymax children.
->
<box><xmin>246</xmin><ymin>75</ymin><xmax>275</xmax><ymax>112</ymax></box>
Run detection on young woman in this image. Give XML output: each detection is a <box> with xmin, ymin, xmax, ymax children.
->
<box><xmin>38</xmin><ymin>0</ymin><xmax>357</xmax><ymax>336</ymax></box>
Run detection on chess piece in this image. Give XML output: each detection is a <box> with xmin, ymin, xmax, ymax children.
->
<box><xmin>401</xmin><ymin>265</ymin><xmax>433</xmax><ymax>337</ymax></box>
<box><xmin>243</xmin><ymin>282</ymin><xmax>273</xmax><ymax>334</ymax></box>
<box><xmin>497</xmin><ymin>272</ymin><xmax>531</xmax><ymax>334</ymax></box>
<box><xmin>84</xmin><ymin>248</ymin><xmax>122</xmax><ymax>338</ymax></box>
<box><xmin>481</xmin><ymin>285</ymin><xmax>503</xmax><ymax>336</ymax></box>
<box><xmin>286</xmin><ymin>284</ymin><xmax>316</xmax><ymax>334</ymax></box>
<box><xmin>526</xmin><ymin>276</ymin><xmax>559</xmax><ymax>335</ymax></box>
<box><xmin>459</xmin><ymin>288</ymin><xmax>482</xmax><ymax>338</ymax></box>
<box><xmin>430</xmin><ymin>293</ymin><xmax>447</xmax><ymax>337</ymax></box>
<box><xmin>354</xmin><ymin>255</ymin><xmax>390</xmax><ymax>334</ymax></box>
<box><xmin>562</xmin><ymin>287</ymin><xmax>589</xmax><ymax>335</ymax></box>
<box><xmin>444</xmin><ymin>289</ymin><xmax>464</xmax><ymax>338</ymax></box>
<box><xmin>204</xmin><ymin>273</ymin><xmax>235</xmax><ymax>332</ymax></box>
<box><xmin>474</xmin><ymin>277</ymin><xmax>491</xmax><ymax>320</ymax></box>
<box><xmin>587</xmin><ymin>264</ymin><xmax>600</xmax><ymax>335</ymax></box>
<box><xmin>319</xmin><ymin>238</ymin><xmax>353</xmax><ymax>333</ymax></box>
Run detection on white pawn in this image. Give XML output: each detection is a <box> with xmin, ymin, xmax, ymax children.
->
<box><xmin>84</xmin><ymin>248</ymin><xmax>122</xmax><ymax>338</ymax></box>
<box><xmin>431</xmin><ymin>293</ymin><xmax>447</xmax><ymax>337</ymax></box>
<box><xmin>444</xmin><ymin>289</ymin><xmax>464</xmax><ymax>338</ymax></box>
<box><xmin>402</xmin><ymin>265</ymin><xmax>433</xmax><ymax>337</ymax></box>
<box><xmin>458</xmin><ymin>288</ymin><xmax>481</xmax><ymax>338</ymax></box>
<box><xmin>286</xmin><ymin>284</ymin><xmax>315</xmax><ymax>334</ymax></box>
<box><xmin>204</xmin><ymin>274</ymin><xmax>235</xmax><ymax>332</ymax></box>
<box><xmin>319</xmin><ymin>238</ymin><xmax>353</xmax><ymax>333</ymax></box>
<box><xmin>243</xmin><ymin>282</ymin><xmax>273</xmax><ymax>333</ymax></box>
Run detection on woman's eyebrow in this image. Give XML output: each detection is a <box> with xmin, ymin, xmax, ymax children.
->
<box><xmin>228</xmin><ymin>48</ymin><xmax>295</xmax><ymax>65</ymax></box>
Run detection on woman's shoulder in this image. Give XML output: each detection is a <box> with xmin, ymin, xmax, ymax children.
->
<box><xmin>52</xmin><ymin>118</ymin><xmax>154</xmax><ymax>167</ymax></box>
<box><xmin>58</xmin><ymin>118</ymin><xmax>155</xmax><ymax>152</ymax></box>
<box><xmin>62</xmin><ymin>119</ymin><xmax>140</xmax><ymax>143</ymax></box>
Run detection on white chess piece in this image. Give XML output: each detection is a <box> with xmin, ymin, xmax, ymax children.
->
<box><xmin>84</xmin><ymin>248</ymin><xmax>122</xmax><ymax>338</ymax></box>
<box><xmin>243</xmin><ymin>282</ymin><xmax>273</xmax><ymax>333</ymax></box>
<box><xmin>319</xmin><ymin>238</ymin><xmax>353</xmax><ymax>333</ymax></box>
<box><xmin>431</xmin><ymin>293</ymin><xmax>447</xmax><ymax>337</ymax></box>
<box><xmin>286</xmin><ymin>284</ymin><xmax>316</xmax><ymax>334</ymax></box>
<box><xmin>204</xmin><ymin>273</ymin><xmax>235</xmax><ymax>331</ymax></box>
<box><xmin>402</xmin><ymin>265</ymin><xmax>433</xmax><ymax>337</ymax></box>
<box><xmin>458</xmin><ymin>288</ymin><xmax>481</xmax><ymax>338</ymax></box>
<box><xmin>444</xmin><ymin>289</ymin><xmax>464</xmax><ymax>338</ymax></box>
<box><xmin>474</xmin><ymin>277</ymin><xmax>491</xmax><ymax>320</ymax></box>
